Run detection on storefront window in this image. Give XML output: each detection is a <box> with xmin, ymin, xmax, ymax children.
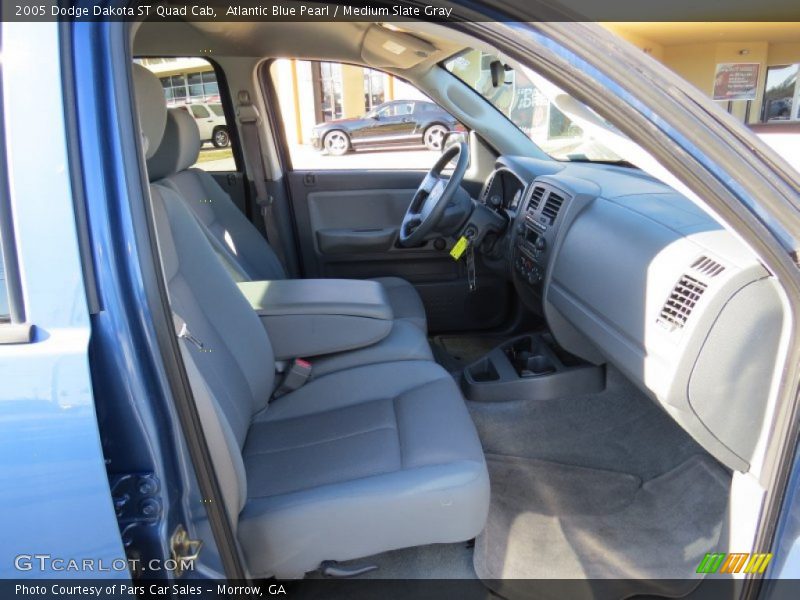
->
<box><xmin>187</xmin><ymin>71</ymin><xmax>219</xmax><ymax>101</ymax></box>
<box><xmin>761</xmin><ymin>64</ymin><xmax>799</xmax><ymax>122</ymax></box>
<box><xmin>161</xmin><ymin>74</ymin><xmax>187</xmax><ymax>104</ymax></box>
<box><xmin>364</xmin><ymin>69</ymin><xmax>385</xmax><ymax>112</ymax></box>
<box><xmin>319</xmin><ymin>62</ymin><xmax>344</xmax><ymax>121</ymax></box>
<box><xmin>161</xmin><ymin>70</ymin><xmax>219</xmax><ymax>105</ymax></box>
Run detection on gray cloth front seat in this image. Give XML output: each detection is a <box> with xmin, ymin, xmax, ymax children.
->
<box><xmin>148</xmin><ymin>108</ymin><xmax>428</xmax><ymax>332</ymax></box>
<box><xmin>149</xmin><ymin>108</ymin><xmax>432</xmax><ymax>378</ymax></box>
<box><xmin>135</xmin><ymin>64</ymin><xmax>490</xmax><ymax>579</ymax></box>
<box><xmin>152</xmin><ymin>182</ymin><xmax>489</xmax><ymax>578</ymax></box>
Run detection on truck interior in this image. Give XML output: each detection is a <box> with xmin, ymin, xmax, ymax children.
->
<box><xmin>113</xmin><ymin>15</ymin><xmax>794</xmax><ymax>595</ymax></box>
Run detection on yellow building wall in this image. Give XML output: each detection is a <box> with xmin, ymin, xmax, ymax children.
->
<box><xmin>769</xmin><ymin>42</ymin><xmax>800</xmax><ymax>65</ymax></box>
<box><xmin>662</xmin><ymin>42</ymin><xmax>770</xmax><ymax>123</ymax></box>
<box><xmin>604</xmin><ymin>25</ymin><xmax>800</xmax><ymax>124</ymax></box>
<box><xmin>605</xmin><ymin>27</ymin><xmax>665</xmax><ymax>61</ymax></box>
<box><xmin>341</xmin><ymin>64</ymin><xmax>366</xmax><ymax>119</ymax></box>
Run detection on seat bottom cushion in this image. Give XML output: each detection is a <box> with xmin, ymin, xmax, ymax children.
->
<box><xmin>237</xmin><ymin>360</ymin><xmax>489</xmax><ymax>578</ymax></box>
<box><xmin>369</xmin><ymin>276</ymin><xmax>427</xmax><ymax>332</ymax></box>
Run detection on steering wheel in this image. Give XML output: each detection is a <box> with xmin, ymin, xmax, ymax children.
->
<box><xmin>398</xmin><ymin>142</ymin><xmax>469</xmax><ymax>247</ymax></box>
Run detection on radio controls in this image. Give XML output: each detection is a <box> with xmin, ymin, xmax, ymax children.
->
<box><xmin>535</xmin><ymin>237</ymin><xmax>546</xmax><ymax>251</ymax></box>
<box><xmin>515</xmin><ymin>251</ymin><xmax>543</xmax><ymax>286</ymax></box>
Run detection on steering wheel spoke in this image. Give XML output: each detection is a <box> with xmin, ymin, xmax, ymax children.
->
<box><xmin>419</xmin><ymin>173</ymin><xmax>439</xmax><ymax>195</ymax></box>
<box><xmin>398</xmin><ymin>142</ymin><xmax>469</xmax><ymax>247</ymax></box>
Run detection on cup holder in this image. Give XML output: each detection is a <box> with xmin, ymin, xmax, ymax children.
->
<box><xmin>520</xmin><ymin>355</ymin><xmax>556</xmax><ymax>377</ymax></box>
<box><xmin>467</xmin><ymin>358</ymin><xmax>500</xmax><ymax>382</ymax></box>
<box><xmin>505</xmin><ymin>336</ymin><xmax>557</xmax><ymax>377</ymax></box>
<box><xmin>461</xmin><ymin>333</ymin><xmax>606</xmax><ymax>402</ymax></box>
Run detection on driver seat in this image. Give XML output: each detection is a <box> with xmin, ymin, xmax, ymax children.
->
<box><xmin>149</xmin><ymin>107</ymin><xmax>428</xmax><ymax>332</ymax></box>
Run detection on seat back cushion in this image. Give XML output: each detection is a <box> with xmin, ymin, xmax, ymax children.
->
<box><xmin>155</xmin><ymin>109</ymin><xmax>286</xmax><ymax>281</ymax></box>
<box><xmin>150</xmin><ymin>183</ymin><xmax>276</xmax><ymax>447</ymax></box>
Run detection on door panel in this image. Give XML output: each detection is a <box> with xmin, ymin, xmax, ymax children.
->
<box><xmin>287</xmin><ymin>169</ymin><xmax>509</xmax><ymax>333</ymax></box>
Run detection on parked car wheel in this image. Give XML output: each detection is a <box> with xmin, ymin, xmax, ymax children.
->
<box><xmin>323</xmin><ymin>130</ymin><xmax>350</xmax><ymax>156</ymax></box>
<box><xmin>212</xmin><ymin>127</ymin><xmax>230</xmax><ymax>148</ymax></box>
<box><xmin>423</xmin><ymin>124</ymin><xmax>448</xmax><ymax>151</ymax></box>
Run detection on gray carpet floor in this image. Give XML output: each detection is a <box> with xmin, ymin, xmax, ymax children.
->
<box><xmin>467</xmin><ymin>366</ymin><xmax>732</xmax><ymax>598</ymax></box>
<box><xmin>466</xmin><ymin>366</ymin><xmax>708</xmax><ymax>480</ymax></box>
<box><xmin>474</xmin><ymin>453</ymin><xmax>730</xmax><ymax>599</ymax></box>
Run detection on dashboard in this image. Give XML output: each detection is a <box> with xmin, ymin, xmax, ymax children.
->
<box><xmin>476</xmin><ymin>155</ymin><xmax>785</xmax><ymax>474</ymax></box>
<box><xmin>479</xmin><ymin>168</ymin><xmax>526</xmax><ymax>213</ymax></box>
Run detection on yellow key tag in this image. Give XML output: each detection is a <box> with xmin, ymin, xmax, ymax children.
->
<box><xmin>450</xmin><ymin>236</ymin><xmax>469</xmax><ymax>260</ymax></box>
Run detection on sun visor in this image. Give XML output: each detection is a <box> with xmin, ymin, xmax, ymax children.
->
<box><xmin>361</xmin><ymin>24</ymin><xmax>437</xmax><ymax>69</ymax></box>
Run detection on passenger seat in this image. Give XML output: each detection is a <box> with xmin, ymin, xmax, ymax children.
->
<box><xmin>146</xmin><ymin>105</ymin><xmax>432</xmax><ymax>378</ymax></box>
<box><xmin>148</xmin><ymin>107</ymin><xmax>428</xmax><ymax>332</ymax></box>
<box><xmin>134</xmin><ymin>65</ymin><xmax>490</xmax><ymax>579</ymax></box>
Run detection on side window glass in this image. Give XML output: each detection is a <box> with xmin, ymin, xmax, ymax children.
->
<box><xmin>396</xmin><ymin>102</ymin><xmax>414</xmax><ymax>116</ymax></box>
<box><xmin>136</xmin><ymin>57</ymin><xmax>236</xmax><ymax>171</ymax></box>
<box><xmin>269</xmin><ymin>60</ymin><xmax>467</xmax><ymax>170</ymax></box>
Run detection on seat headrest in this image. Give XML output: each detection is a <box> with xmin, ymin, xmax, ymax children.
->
<box><xmin>147</xmin><ymin>108</ymin><xmax>202</xmax><ymax>181</ymax></box>
<box><xmin>132</xmin><ymin>64</ymin><xmax>167</xmax><ymax>159</ymax></box>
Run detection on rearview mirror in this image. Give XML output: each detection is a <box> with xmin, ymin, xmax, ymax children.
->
<box><xmin>490</xmin><ymin>60</ymin><xmax>511</xmax><ymax>88</ymax></box>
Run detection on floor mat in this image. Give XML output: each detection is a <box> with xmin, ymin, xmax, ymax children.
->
<box><xmin>474</xmin><ymin>453</ymin><xmax>730</xmax><ymax>600</ymax></box>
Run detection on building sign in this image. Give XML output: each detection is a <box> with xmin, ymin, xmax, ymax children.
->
<box><xmin>713</xmin><ymin>63</ymin><xmax>760</xmax><ymax>101</ymax></box>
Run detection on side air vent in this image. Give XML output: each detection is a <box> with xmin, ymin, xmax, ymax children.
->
<box><xmin>480</xmin><ymin>173</ymin><xmax>495</xmax><ymax>203</ymax></box>
<box><xmin>658</xmin><ymin>274</ymin><xmax>708</xmax><ymax>330</ymax></box>
<box><xmin>691</xmin><ymin>256</ymin><xmax>725</xmax><ymax>277</ymax></box>
<box><xmin>541</xmin><ymin>192</ymin><xmax>564</xmax><ymax>222</ymax></box>
<box><xmin>528</xmin><ymin>186</ymin><xmax>545</xmax><ymax>211</ymax></box>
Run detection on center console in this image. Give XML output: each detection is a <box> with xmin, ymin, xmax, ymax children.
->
<box><xmin>462</xmin><ymin>333</ymin><xmax>605</xmax><ymax>402</ymax></box>
<box><xmin>512</xmin><ymin>182</ymin><xmax>570</xmax><ymax>299</ymax></box>
<box><xmin>236</xmin><ymin>279</ymin><xmax>394</xmax><ymax>360</ymax></box>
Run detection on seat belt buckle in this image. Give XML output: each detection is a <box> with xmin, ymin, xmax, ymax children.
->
<box><xmin>273</xmin><ymin>358</ymin><xmax>312</xmax><ymax>399</ymax></box>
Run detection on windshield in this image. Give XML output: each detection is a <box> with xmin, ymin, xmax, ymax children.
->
<box><xmin>444</xmin><ymin>50</ymin><xmax>625</xmax><ymax>163</ymax></box>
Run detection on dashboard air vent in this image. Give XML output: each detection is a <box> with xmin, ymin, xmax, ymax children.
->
<box><xmin>541</xmin><ymin>192</ymin><xmax>564</xmax><ymax>222</ymax></box>
<box><xmin>528</xmin><ymin>186</ymin><xmax>545</xmax><ymax>211</ymax></box>
<box><xmin>691</xmin><ymin>256</ymin><xmax>725</xmax><ymax>277</ymax></box>
<box><xmin>658</xmin><ymin>274</ymin><xmax>708</xmax><ymax>330</ymax></box>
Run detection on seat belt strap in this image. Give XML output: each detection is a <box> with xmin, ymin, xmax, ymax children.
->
<box><xmin>236</xmin><ymin>90</ymin><xmax>289</xmax><ymax>271</ymax></box>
